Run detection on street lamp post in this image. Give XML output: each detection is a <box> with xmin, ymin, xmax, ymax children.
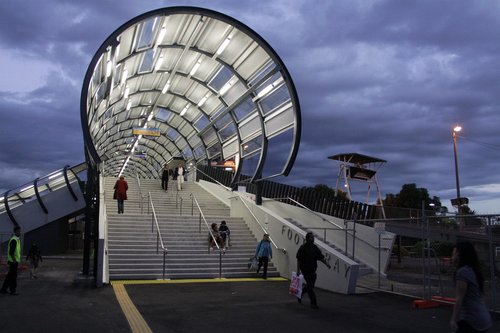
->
<box><xmin>452</xmin><ymin>126</ymin><xmax>462</xmax><ymax>203</ymax></box>
<box><xmin>452</xmin><ymin>125</ymin><xmax>463</xmax><ymax>230</ymax></box>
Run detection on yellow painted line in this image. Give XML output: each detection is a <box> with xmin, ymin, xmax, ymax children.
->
<box><xmin>112</xmin><ymin>283</ymin><xmax>153</xmax><ymax>333</ymax></box>
<box><xmin>111</xmin><ymin>277</ymin><xmax>287</xmax><ymax>286</ymax></box>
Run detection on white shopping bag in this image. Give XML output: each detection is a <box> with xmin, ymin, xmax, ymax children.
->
<box><xmin>289</xmin><ymin>271</ymin><xmax>304</xmax><ymax>298</ymax></box>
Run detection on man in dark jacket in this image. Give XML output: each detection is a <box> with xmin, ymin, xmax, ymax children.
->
<box><xmin>1</xmin><ymin>226</ymin><xmax>21</xmax><ymax>295</ymax></box>
<box><xmin>296</xmin><ymin>232</ymin><xmax>331</xmax><ymax>309</ymax></box>
<box><xmin>161</xmin><ymin>164</ymin><xmax>169</xmax><ymax>191</ymax></box>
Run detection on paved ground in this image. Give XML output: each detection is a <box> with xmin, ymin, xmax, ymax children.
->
<box><xmin>0</xmin><ymin>257</ymin><xmax>498</xmax><ymax>333</ymax></box>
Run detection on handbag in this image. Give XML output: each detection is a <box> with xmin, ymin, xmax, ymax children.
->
<box><xmin>248</xmin><ymin>256</ymin><xmax>258</xmax><ymax>270</ymax></box>
<box><xmin>113</xmin><ymin>189</ymin><xmax>117</xmax><ymax>199</ymax></box>
<box><xmin>289</xmin><ymin>271</ymin><xmax>304</xmax><ymax>298</ymax></box>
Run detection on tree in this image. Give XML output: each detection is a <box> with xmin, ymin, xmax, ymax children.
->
<box><xmin>383</xmin><ymin>183</ymin><xmax>443</xmax><ymax>212</ymax></box>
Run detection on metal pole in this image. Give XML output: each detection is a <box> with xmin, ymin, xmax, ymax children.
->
<box><xmin>378</xmin><ymin>233</ymin><xmax>381</xmax><ymax>289</ymax></box>
<box><xmin>487</xmin><ymin>216</ymin><xmax>497</xmax><ymax>308</ymax></box>
<box><xmin>219</xmin><ymin>251</ymin><xmax>222</xmax><ymax>278</ymax></box>
<box><xmin>163</xmin><ymin>250</ymin><xmax>166</xmax><ymax>280</ymax></box>
<box><xmin>452</xmin><ymin>130</ymin><xmax>463</xmax><ymax>227</ymax></box>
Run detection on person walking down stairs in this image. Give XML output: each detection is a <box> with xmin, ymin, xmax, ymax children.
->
<box><xmin>161</xmin><ymin>164</ymin><xmax>170</xmax><ymax>191</ymax></box>
<box><xmin>174</xmin><ymin>163</ymin><xmax>185</xmax><ymax>191</ymax></box>
<box><xmin>113</xmin><ymin>176</ymin><xmax>128</xmax><ymax>214</ymax></box>
<box><xmin>255</xmin><ymin>234</ymin><xmax>272</xmax><ymax>279</ymax></box>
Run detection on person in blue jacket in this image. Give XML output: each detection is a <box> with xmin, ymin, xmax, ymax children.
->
<box><xmin>255</xmin><ymin>233</ymin><xmax>272</xmax><ymax>279</ymax></box>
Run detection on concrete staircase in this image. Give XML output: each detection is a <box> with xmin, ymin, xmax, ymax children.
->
<box><xmin>105</xmin><ymin>177</ymin><xmax>279</xmax><ymax>280</ymax></box>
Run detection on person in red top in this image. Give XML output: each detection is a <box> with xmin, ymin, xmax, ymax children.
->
<box><xmin>113</xmin><ymin>176</ymin><xmax>128</xmax><ymax>214</ymax></box>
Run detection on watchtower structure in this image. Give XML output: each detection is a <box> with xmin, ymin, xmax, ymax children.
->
<box><xmin>328</xmin><ymin>153</ymin><xmax>386</xmax><ymax>218</ymax></box>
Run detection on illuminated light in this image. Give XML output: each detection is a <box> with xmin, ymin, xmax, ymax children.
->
<box><xmin>216</xmin><ymin>35</ymin><xmax>231</xmax><ymax>55</ymax></box>
<box><xmin>219</xmin><ymin>78</ymin><xmax>234</xmax><ymax>95</ymax></box>
<box><xmin>453</xmin><ymin>125</ymin><xmax>462</xmax><ymax>133</ymax></box>
<box><xmin>48</xmin><ymin>172</ymin><xmax>63</xmax><ymax>180</ymax></box>
<box><xmin>126</xmin><ymin>100</ymin><xmax>132</xmax><ymax>110</ymax></box>
<box><xmin>124</xmin><ymin>85</ymin><xmax>130</xmax><ymax>99</ymax></box>
<box><xmin>190</xmin><ymin>59</ymin><xmax>202</xmax><ymax>76</ymax></box>
<box><xmin>137</xmin><ymin>135</ymin><xmax>143</xmax><ymax>141</ymax></box>
<box><xmin>197</xmin><ymin>93</ymin><xmax>210</xmax><ymax>107</ymax></box>
<box><xmin>180</xmin><ymin>104</ymin><xmax>190</xmax><ymax>116</ymax></box>
<box><xmin>255</xmin><ymin>77</ymin><xmax>284</xmax><ymax>100</ymax></box>
<box><xmin>161</xmin><ymin>81</ymin><xmax>171</xmax><ymax>94</ymax></box>
<box><xmin>106</xmin><ymin>60</ymin><xmax>112</xmax><ymax>77</ymax></box>
<box><xmin>157</xmin><ymin>26</ymin><xmax>166</xmax><ymax>45</ymax></box>
<box><xmin>121</xmin><ymin>67</ymin><xmax>128</xmax><ymax>85</ymax></box>
<box><xmin>0</xmin><ymin>197</ymin><xmax>4</xmax><ymax>202</ymax></box>
<box><xmin>147</xmin><ymin>113</ymin><xmax>153</xmax><ymax>122</ymax></box>
<box><xmin>155</xmin><ymin>54</ymin><xmax>164</xmax><ymax>71</ymax></box>
<box><xmin>20</xmin><ymin>185</ymin><xmax>34</xmax><ymax>192</ymax></box>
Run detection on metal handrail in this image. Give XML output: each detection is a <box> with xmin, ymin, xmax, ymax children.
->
<box><xmin>195</xmin><ymin>166</ymin><xmax>286</xmax><ymax>254</ymax></box>
<box><xmin>147</xmin><ymin>192</ymin><xmax>168</xmax><ymax>279</ymax></box>
<box><xmin>233</xmin><ymin>191</ymin><xmax>286</xmax><ymax>254</ymax></box>
<box><xmin>274</xmin><ymin>197</ymin><xmax>344</xmax><ymax>229</ymax></box>
<box><xmin>191</xmin><ymin>193</ymin><xmax>223</xmax><ymax>278</ymax></box>
<box><xmin>175</xmin><ymin>191</ymin><xmax>183</xmax><ymax>215</ymax></box>
<box><xmin>135</xmin><ymin>173</ymin><xmax>146</xmax><ymax>214</ymax></box>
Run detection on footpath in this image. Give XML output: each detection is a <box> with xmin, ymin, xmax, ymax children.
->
<box><xmin>0</xmin><ymin>257</ymin><xmax>498</xmax><ymax>333</ymax></box>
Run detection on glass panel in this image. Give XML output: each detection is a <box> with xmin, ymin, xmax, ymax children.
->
<box><xmin>208</xmin><ymin>65</ymin><xmax>233</xmax><ymax>91</ymax></box>
<box><xmin>207</xmin><ymin>143</ymin><xmax>221</xmax><ymax>158</ymax></box>
<box><xmin>155</xmin><ymin>108</ymin><xmax>173</xmax><ymax>122</ymax></box>
<box><xmin>167</xmin><ymin>128</ymin><xmax>179</xmax><ymax>140</ymax></box>
<box><xmin>219</xmin><ymin>123</ymin><xmax>237</xmax><ymax>142</ymax></box>
<box><xmin>194</xmin><ymin>114</ymin><xmax>209</xmax><ymax>131</ymax></box>
<box><xmin>183</xmin><ymin>147</ymin><xmax>193</xmax><ymax>159</ymax></box>
<box><xmin>137</xmin><ymin>18</ymin><xmax>157</xmax><ymax>50</ymax></box>
<box><xmin>240</xmin><ymin>153</ymin><xmax>260</xmax><ymax>179</ymax></box>
<box><xmin>113</xmin><ymin>63</ymin><xmax>122</xmax><ymax>88</ymax></box>
<box><xmin>139</xmin><ymin>49</ymin><xmax>155</xmax><ymax>73</ymax></box>
<box><xmin>265</xmin><ymin>104</ymin><xmax>294</xmax><ymax>138</ymax></box>
<box><xmin>233</xmin><ymin>97</ymin><xmax>256</xmax><ymax>121</ymax></box>
<box><xmin>242</xmin><ymin>135</ymin><xmax>262</xmax><ymax>157</ymax></box>
<box><xmin>194</xmin><ymin>145</ymin><xmax>206</xmax><ymax>159</ymax></box>
<box><xmin>260</xmin><ymin>85</ymin><xmax>289</xmax><ymax>115</ymax></box>
<box><xmin>261</xmin><ymin>128</ymin><xmax>293</xmax><ymax>178</ymax></box>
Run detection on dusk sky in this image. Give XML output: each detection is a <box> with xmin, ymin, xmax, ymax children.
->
<box><xmin>1</xmin><ymin>0</ymin><xmax>500</xmax><ymax>213</ymax></box>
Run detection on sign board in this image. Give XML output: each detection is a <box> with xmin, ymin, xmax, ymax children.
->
<box><xmin>451</xmin><ymin>197</ymin><xmax>469</xmax><ymax>206</ymax></box>
<box><xmin>132</xmin><ymin>127</ymin><xmax>160</xmax><ymax>137</ymax></box>
<box><xmin>374</xmin><ymin>222</ymin><xmax>386</xmax><ymax>234</ymax></box>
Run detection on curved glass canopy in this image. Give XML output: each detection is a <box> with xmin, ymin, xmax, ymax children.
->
<box><xmin>81</xmin><ymin>7</ymin><xmax>301</xmax><ymax>183</ymax></box>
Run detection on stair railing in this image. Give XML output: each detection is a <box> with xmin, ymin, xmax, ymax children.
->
<box><xmin>234</xmin><ymin>192</ymin><xmax>286</xmax><ymax>254</ymax></box>
<box><xmin>175</xmin><ymin>191</ymin><xmax>183</xmax><ymax>215</ymax></box>
<box><xmin>135</xmin><ymin>173</ymin><xmax>146</xmax><ymax>214</ymax></box>
<box><xmin>148</xmin><ymin>192</ymin><xmax>168</xmax><ymax>279</ymax></box>
<box><xmin>194</xmin><ymin>166</ymin><xmax>286</xmax><ymax>254</ymax></box>
<box><xmin>273</xmin><ymin>196</ymin><xmax>357</xmax><ymax>256</ymax></box>
<box><xmin>191</xmin><ymin>193</ymin><xmax>223</xmax><ymax>278</ymax></box>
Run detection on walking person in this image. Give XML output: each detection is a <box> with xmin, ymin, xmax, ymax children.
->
<box><xmin>450</xmin><ymin>241</ymin><xmax>492</xmax><ymax>332</ymax></box>
<box><xmin>113</xmin><ymin>176</ymin><xmax>128</xmax><ymax>214</ymax></box>
<box><xmin>161</xmin><ymin>164</ymin><xmax>169</xmax><ymax>191</ymax></box>
<box><xmin>26</xmin><ymin>242</ymin><xmax>43</xmax><ymax>279</ymax></box>
<box><xmin>1</xmin><ymin>226</ymin><xmax>22</xmax><ymax>296</ymax></box>
<box><xmin>296</xmin><ymin>232</ymin><xmax>331</xmax><ymax>309</ymax></box>
<box><xmin>175</xmin><ymin>163</ymin><xmax>185</xmax><ymax>191</ymax></box>
<box><xmin>255</xmin><ymin>234</ymin><xmax>272</xmax><ymax>279</ymax></box>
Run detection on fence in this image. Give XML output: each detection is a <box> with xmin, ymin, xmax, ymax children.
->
<box><xmin>354</xmin><ymin>214</ymin><xmax>500</xmax><ymax>311</ymax></box>
<box><xmin>196</xmin><ymin>165</ymin><xmax>379</xmax><ymax>220</ymax></box>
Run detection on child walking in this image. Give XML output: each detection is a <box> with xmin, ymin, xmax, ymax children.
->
<box><xmin>26</xmin><ymin>242</ymin><xmax>43</xmax><ymax>279</ymax></box>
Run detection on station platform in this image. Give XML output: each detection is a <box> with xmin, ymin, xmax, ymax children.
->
<box><xmin>0</xmin><ymin>257</ymin><xmax>498</xmax><ymax>333</ymax></box>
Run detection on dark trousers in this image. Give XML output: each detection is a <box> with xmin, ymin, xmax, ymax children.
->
<box><xmin>257</xmin><ymin>256</ymin><xmax>269</xmax><ymax>278</ymax></box>
<box><xmin>302</xmin><ymin>272</ymin><xmax>318</xmax><ymax>305</ymax></box>
<box><xmin>457</xmin><ymin>320</ymin><xmax>487</xmax><ymax>333</ymax></box>
<box><xmin>161</xmin><ymin>177</ymin><xmax>169</xmax><ymax>190</ymax></box>
<box><xmin>1</xmin><ymin>262</ymin><xmax>18</xmax><ymax>293</ymax></box>
<box><xmin>117</xmin><ymin>199</ymin><xmax>124</xmax><ymax>214</ymax></box>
